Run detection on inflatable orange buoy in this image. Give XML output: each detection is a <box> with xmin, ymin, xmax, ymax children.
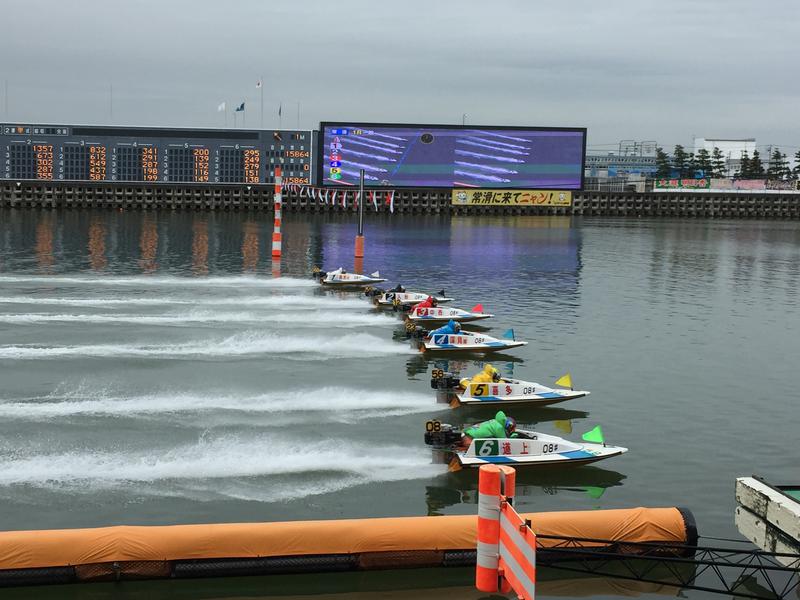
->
<box><xmin>0</xmin><ymin>508</ymin><xmax>696</xmax><ymax>586</ymax></box>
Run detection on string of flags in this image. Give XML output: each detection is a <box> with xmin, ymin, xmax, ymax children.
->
<box><xmin>281</xmin><ymin>183</ymin><xmax>395</xmax><ymax>213</ymax></box>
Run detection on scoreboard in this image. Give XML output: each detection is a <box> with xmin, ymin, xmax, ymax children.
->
<box><xmin>1</xmin><ymin>124</ymin><xmax>314</xmax><ymax>185</ymax></box>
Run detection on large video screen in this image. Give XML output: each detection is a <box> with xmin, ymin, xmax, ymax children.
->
<box><xmin>318</xmin><ymin>122</ymin><xmax>586</xmax><ymax>189</ymax></box>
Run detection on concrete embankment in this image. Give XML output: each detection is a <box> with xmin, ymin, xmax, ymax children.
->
<box><xmin>2</xmin><ymin>181</ymin><xmax>799</xmax><ymax>218</ymax></box>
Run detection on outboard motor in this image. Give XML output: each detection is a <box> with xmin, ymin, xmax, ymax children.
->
<box><xmin>424</xmin><ymin>421</ymin><xmax>462</xmax><ymax>448</ymax></box>
<box><xmin>364</xmin><ymin>287</ymin><xmax>385</xmax><ymax>298</ymax></box>
<box><xmin>405</xmin><ymin>320</ymin><xmax>429</xmax><ymax>339</ymax></box>
<box><xmin>311</xmin><ymin>266</ymin><xmax>325</xmax><ymax>280</ymax></box>
<box><xmin>430</xmin><ymin>370</ymin><xmax>463</xmax><ymax>390</ymax></box>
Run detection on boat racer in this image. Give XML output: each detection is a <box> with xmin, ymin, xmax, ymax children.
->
<box><xmin>459</xmin><ymin>363</ymin><xmax>501</xmax><ymax>389</ymax></box>
<box><xmin>461</xmin><ymin>410</ymin><xmax>518</xmax><ymax>446</ymax></box>
<box><xmin>428</xmin><ymin>319</ymin><xmax>461</xmax><ymax>337</ymax></box>
<box><xmin>413</xmin><ymin>295</ymin><xmax>438</xmax><ymax>310</ymax></box>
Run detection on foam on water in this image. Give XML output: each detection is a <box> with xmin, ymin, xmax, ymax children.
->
<box><xmin>0</xmin><ymin>274</ymin><xmax>318</xmax><ymax>288</ymax></box>
<box><xmin>0</xmin><ymin>331</ymin><xmax>414</xmax><ymax>360</ymax></box>
<box><xmin>0</xmin><ymin>387</ymin><xmax>433</xmax><ymax>419</ymax></box>
<box><xmin>0</xmin><ymin>311</ymin><xmax>398</xmax><ymax>327</ymax></box>
<box><xmin>0</xmin><ymin>295</ymin><xmax>368</xmax><ymax>309</ymax></box>
<box><xmin>0</xmin><ymin>436</ymin><xmax>440</xmax><ymax>501</ymax></box>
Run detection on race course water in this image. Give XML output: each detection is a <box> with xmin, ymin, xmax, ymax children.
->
<box><xmin>0</xmin><ymin>209</ymin><xmax>798</xmax><ymax>599</ymax></box>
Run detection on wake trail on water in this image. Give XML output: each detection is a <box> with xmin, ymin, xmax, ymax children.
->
<box><xmin>0</xmin><ymin>311</ymin><xmax>398</xmax><ymax>327</ymax></box>
<box><xmin>0</xmin><ymin>387</ymin><xmax>433</xmax><ymax>419</ymax></box>
<box><xmin>0</xmin><ymin>331</ymin><xmax>413</xmax><ymax>360</ymax></box>
<box><xmin>0</xmin><ymin>275</ymin><xmax>317</xmax><ymax>288</ymax></box>
<box><xmin>0</xmin><ymin>295</ymin><xmax>368</xmax><ymax>309</ymax></box>
<box><xmin>0</xmin><ymin>436</ymin><xmax>440</xmax><ymax>501</ymax></box>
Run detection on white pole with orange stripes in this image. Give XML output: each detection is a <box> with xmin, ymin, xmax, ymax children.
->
<box><xmin>271</xmin><ymin>167</ymin><xmax>282</xmax><ymax>258</ymax></box>
<box><xmin>476</xmin><ymin>464</ymin><xmax>536</xmax><ymax>600</ymax></box>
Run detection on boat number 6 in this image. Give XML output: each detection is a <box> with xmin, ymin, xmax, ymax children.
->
<box><xmin>425</xmin><ymin>420</ymin><xmax>442</xmax><ymax>432</ymax></box>
<box><xmin>542</xmin><ymin>443</ymin><xmax>559</xmax><ymax>453</ymax></box>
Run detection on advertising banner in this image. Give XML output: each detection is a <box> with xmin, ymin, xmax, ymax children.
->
<box><xmin>654</xmin><ymin>178</ymin><xmax>711</xmax><ymax>190</ymax></box>
<box><xmin>734</xmin><ymin>179</ymin><xmax>766</xmax><ymax>190</ymax></box>
<box><xmin>451</xmin><ymin>189</ymin><xmax>572</xmax><ymax>206</ymax></box>
<box><xmin>765</xmin><ymin>180</ymin><xmax>798</xmax><ymax>191</ymax></box>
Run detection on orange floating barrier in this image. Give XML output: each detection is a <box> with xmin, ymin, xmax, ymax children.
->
<box><xmin>0</xmin><ymin>507</ymin><xmax>695</xmax><ymax>587</ymax></box>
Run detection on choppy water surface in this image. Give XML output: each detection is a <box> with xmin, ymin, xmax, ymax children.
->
<box><xmin>0</xmin><ymin>209</ymin><xmax>798</xmax><ymax>599</ymax></box>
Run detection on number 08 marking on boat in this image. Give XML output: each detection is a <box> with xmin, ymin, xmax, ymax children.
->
<box><xmin>425</xmin><ymin>420</ymin><xmax>442</xmax><ymax>432</ymax></box>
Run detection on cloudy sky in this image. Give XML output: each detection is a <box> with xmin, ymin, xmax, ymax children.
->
<box><xmin>2</xmin><ymin>0</ymin><xmax>798</xmax><ymax>154</ymax></box>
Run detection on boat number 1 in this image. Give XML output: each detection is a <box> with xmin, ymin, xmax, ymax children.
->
<box><xmin>426</xmin><ymin>420</ymin><xmax>442</xmax><ymax>432</ymax></box>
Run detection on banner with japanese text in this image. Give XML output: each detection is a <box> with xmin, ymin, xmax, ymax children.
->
<box><xmin>654</xmin><ymin>178</ymin><xmax>711</xmax><ymax>190</ymax></box>
<box><xmin>451</xmin><ymin>189</ymin><xmax>572</xmax><ymax>206</ymax></box>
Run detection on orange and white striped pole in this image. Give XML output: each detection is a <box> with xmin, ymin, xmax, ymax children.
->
<box><xmin>271</xmin><ymin>167</ymin><xmax>282</xmax><ymax>258</ymax></box>
<box><xmin>476</xmin><ymin>464</ymin><xmax>501</xmax><ymax>593</ymax></box>
<box><xmin>477</xmin><ymin>464</ymin><xmax>535</xmax><ymax>600</ymax></box>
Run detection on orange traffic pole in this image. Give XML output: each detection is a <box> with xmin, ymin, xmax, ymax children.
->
<box><xmin>271</xmin><ymin>167</ymin><xmax>282</xmax><ymax>258</ymax></box>
<box><xmin>476</xmin><ymin>464</ymin><xmax>501</xmax><ymax>593</ymax></box>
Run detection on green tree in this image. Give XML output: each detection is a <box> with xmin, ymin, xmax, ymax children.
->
<box><xmin>737</xmin><ymin>151</ymin><xmax>751</xmax><ymax>178</ymax></box>
<box><xmin>695</xmin><ymin>148</ymin><xmax>712</xmax><ymax>177</ymax></box>
<box><xmin>655</xmin><ymin>147</ymin><xmax>671</xmax><ymax>177</ymax></box>
<box><xmin>672</xmin><ymin>145</ymin><xmax>689</xmax><ymax>177</ymax></box>
<box><xmin>686</xmin><ymin>152</ymin><xmax>697</xmax><ymax>177</ymax></box>
<box><xmin>711</xmin><ymin>147</ymin><xmax>727</xmax><ymax>178</ymax></box>
<box><xmin>766</xmin><ymin>148</ymin><xmax>789</xmax><ymax>180</ymax></box>
<box><xmin>750</xmin><ymin>149</ymin><xmax>765</xmax><ymax>177</ymax></box>
<box><xmin>793</xmin><ymin>150</ymin><xmax>800</xmax><ymax>179</ymax></box>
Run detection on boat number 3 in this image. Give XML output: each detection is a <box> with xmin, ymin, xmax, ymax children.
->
<box><xmin>542</xmin><ymin>443</ymin><xmax>559</xmax><ymax>453</ymax></box>
<box><xmin>425</xmin><ymin>420</ymin><xmax>442</xmax><ymax>432</ymax></box>
<box><xmin>431</xmin><ymin>369</ymin><xmax>444</xmax><ymax>379</ymax></box>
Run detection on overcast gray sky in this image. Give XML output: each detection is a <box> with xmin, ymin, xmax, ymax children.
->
<box><xmin>2</xmin><ymin>0</ymin><xmax>798</xmax><ymax>153</ymax></box>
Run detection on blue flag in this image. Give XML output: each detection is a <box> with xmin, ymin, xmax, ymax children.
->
<box><xmin>502</xmin><ymin>328</ymin><xmax>515</xmax><ymax>340</ymax></box>
<box><xmin>235</xmin><ymin>102</ymin><xmax>245</xmax><ymax>112</ymax></box>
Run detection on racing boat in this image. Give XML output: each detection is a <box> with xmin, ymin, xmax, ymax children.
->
<box><xmin>424</xmin><ymin>420</ymin><xmax>626</xmax><ymax>470</ymax></box>
<box><xmin>407</xmin><ymin>303</ymin><xmax>493</xmax><ymax>323</ymax></box>
<box><xmin>431</xmin><ymin>370</ymin><xmax>589</xmax><ymax>407</ymax></box>
<box><xmin>313</xmin><ymin>267</ymin><xmax>387</xmax><ymax>287</ymax></box>
<box><xmin>422</xmin><ymin>329</ymin><xmax>527</xmax><ymax>353</ymax></box>
<box><xmin>366</xmin><ymin>289</ymin><xmax>454</xmax><ymax>309</ymax></box>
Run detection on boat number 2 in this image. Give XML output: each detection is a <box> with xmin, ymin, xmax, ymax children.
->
<box><xmin>542</xmin><ymin>443</ymin><xmax>559</xmax><ymax>453</ymax></box>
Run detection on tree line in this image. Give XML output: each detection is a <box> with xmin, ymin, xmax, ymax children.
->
<box><xmin>655</xmin><ymin>145</ymin><xmax>800</xmax><ymax>180</ymax></box>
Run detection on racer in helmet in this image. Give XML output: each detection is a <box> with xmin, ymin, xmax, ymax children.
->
<box><xmin>414</xmin><ymin>295</ymin><xmax>438</xmax><ymax>310</ymax></box>
<box><xmin>390</xmin><ymin>284</ymin><xmax>406</xmax><ymax>293</ymax></box>
<box><xmin>428</xmin><ymin>319</ymin><xmax>461</xmax><ymax>337</ymax></box>
<box><xmin>459</xmin><ymin>363</ymin><xmax>501</xmax><ymax>388</ymax></box>
<box><xmin>461</xmin><ymin>410</ymin><xmax>518</xmax><ymax>445</ymax></box>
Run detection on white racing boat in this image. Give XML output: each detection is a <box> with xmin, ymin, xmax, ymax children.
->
<box><xmin>368</xmin><ymin>289</ymin><xmax>454</xmax><ymax>308</ymax></box>
<box><xmin>422</xmin><ymin>329</ymin><xmax>527</xmax><ymax>353</ymax></box>
<box><xmin>313</xmin><ymin>267</ymin><xmax>387</xmax><ymax>287</ymax></box>
<box><xmin>424</xmin><ymin>420</ymin><xmax>626</xmax><ymax>471</ymax></box>
<box><xmin>407</xmin><ymin>303</ymin><xmax>493</xmax><ymax>323</ymax></box>
<box><xmin>431</xmin><ymin>370</ymin><xmax>589</xmax><ymax>407</ymax></box>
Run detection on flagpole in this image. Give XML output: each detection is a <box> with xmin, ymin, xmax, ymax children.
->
<box><xmin>234</xmin><ymin>112</ymin><xmax>237</xmax><ymax>129</ymax></box>
<box><xmin>243</xmin><ymin>103</ymin><xmax>246</xmax><ymax>128</ymax></box>
<box><xmin>296</xmin><ymin>101</ymin><xmax>300</xmax><ymax>129</ymax></box>
<box><xmin>260</xmin><ymin>76</ymin><xmax>264</xmax><ymax>129</ymax></box>
<box><xmin>224</xmin><ymin>103</ymin><xmax>227</xmax><ymax>127</ymax></box>
<box><xmin>279</xmin><ymin>103</ymin><xmax>282</xmax><ymax>129</ymax></box>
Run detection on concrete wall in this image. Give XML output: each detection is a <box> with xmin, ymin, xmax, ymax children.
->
<box><xmin>1</xmin><ymin>181</ymin><xmax>799</xmax><ymax>219</ymax></box>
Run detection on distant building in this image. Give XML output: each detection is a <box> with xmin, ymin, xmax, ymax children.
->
<box><xmin>694</xmin><ymin>138</ymin><xmax>756</xmax><ymax>177</ymax></box>
<box><xmin>584</xmin><ymin>140</ymin><xmax>658</xmax><ymax>191</ymax></box>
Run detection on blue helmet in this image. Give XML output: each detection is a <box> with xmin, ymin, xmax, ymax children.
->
<box><xmin>504</xmin><ymin>417</ymin><xmax>516</xmax><ymax>434</ymax></box>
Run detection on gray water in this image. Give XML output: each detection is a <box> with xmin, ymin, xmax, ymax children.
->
<box><xmin>0</xmin><ymin>208</ymin><xmax>798</xmax><ymax>599</ymax></box>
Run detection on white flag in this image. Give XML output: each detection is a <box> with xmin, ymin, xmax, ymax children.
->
<box><xmin>217</xmin><ymin>102</ymin><xmax>226</xmax><ymax>112</ymax></box>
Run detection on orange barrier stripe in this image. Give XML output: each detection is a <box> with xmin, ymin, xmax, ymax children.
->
<box><xmin>499</xmin><ymin>527</ymin><xmax>536</xmax><ymax>581</ymax></box>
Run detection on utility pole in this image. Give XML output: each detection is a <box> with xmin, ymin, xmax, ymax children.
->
<box><xmin>3</xmin><ymin>80</ymin><xmax>7</xmax><ymax>118</ymax></box>
<box><xmin>462</xmin><ymin>113</ymin><xmax>466</xmax><ymax>126</ymax></box>
<box><xmin>109</xmin><ymin>84</ymin><xmax>113</xmax><ymax>123</ymax></box>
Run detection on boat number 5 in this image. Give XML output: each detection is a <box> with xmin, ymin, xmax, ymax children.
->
<box><xmin>425</xmin><ymin>420</ymin><xmax>442</xmax><ymax>432</ymax></box>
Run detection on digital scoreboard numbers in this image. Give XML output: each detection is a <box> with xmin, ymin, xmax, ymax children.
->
<box><xmin>1</xmin><ymin>125</ymin><xmax>312</xmax><ymax>185</ymax></box>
